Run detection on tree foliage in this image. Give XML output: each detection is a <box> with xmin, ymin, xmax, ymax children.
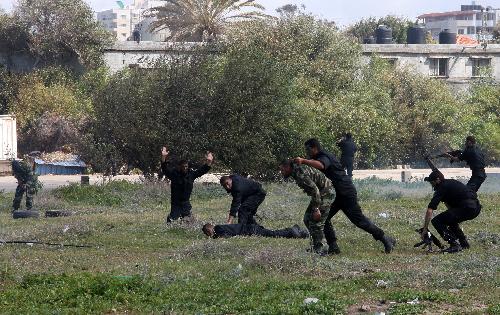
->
<box><xmin>345</xmin><ymin>15</ymin><xmax>414</xmax><ymax>43</ymax></box>
<box><xmin>148</xmin><ymin>0</ymin><xmax>269</xmax><ymax>41</ymax></box>
<box><xmin>0</xmin><ymin>0</ymin><xmax>112</xmax><ymax>70</ymax></box>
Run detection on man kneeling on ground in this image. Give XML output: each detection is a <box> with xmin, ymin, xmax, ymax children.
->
<box><xmin>202</xmin><ymin>223</ymin><xmax>309</xmax><ymax>239</ymax></box>
<box><xmin>421</xmin><ymin>170</ymin><xmax>482</xmax><ymax>253</ymax></box>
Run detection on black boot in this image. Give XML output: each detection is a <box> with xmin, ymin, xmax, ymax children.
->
<box><xmin>441</xmin><ymin>240</ymin><xmax>462</xmax><ymax>253</ymax></box>
<box><xmin>328</xmin><ymin>242</ymin><xmax>341</xmax><ymax>255</ymax></box>
<box><xmin>458</xmin><ymin>238</ymin><xmax>470</xmax><ymax>249</ymax></box>
<box><xmin>381</xmin><ymin>235</ymin><xmax>396</xmax><ymax>253</ymax></box>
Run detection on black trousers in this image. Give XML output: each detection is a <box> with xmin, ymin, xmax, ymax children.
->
<box><xmin>238</xmin><ymin>192</ymin><xmax>266</xmax><ymax>225</ymax></box>
<box><xmin>167</xmin><ymin>201</ymin><xmax>192</xmax><ymax>222</ymax></box>
<box><xmin>341</xmin><ymin>159</ymin><xmax>354</xmax><ymax>177</ymax></box>
<box><xmin>324</xmin><ymin>194</ymin><xmax>385</xmax><ymax>246</ymax></box>
<box><xmin>431</xmin><ymin>203</ymin><xmax>481</xmax><ymax>244</ymax></box>
<box><xmin>467</xmin><ymin>169</ymin><xmax>486</xmax><ymax>192</ymax></box>
<box><xmin>245</xmin><ymin>225</ymin><xmax>302</xmax><ymax>239</ymax></box>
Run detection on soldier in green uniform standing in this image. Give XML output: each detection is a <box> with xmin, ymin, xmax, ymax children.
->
<box><xmin>280</xmin><ymin>159</ymin><xmax>336</xmax><ymax>255</ymax></box>
<box><xmin>11</xmin><ymin>157</ymin><xmax>39</xmax><ymax>214</ymax></box>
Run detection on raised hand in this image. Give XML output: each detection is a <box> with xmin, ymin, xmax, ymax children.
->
<box><xmin>206</xmin><ymin>151</ymin><xmax>214</xmax><ymax>166</ymax></box>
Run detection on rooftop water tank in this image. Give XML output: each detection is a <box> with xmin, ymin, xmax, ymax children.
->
<box><xmin>376</xmin><ymin>25</ymin><xmax>393</xmax><ymax>44</ymax></box>
<box><xmin>407</xmin><ymin>25</ymin><xmax>426</xmax><ymax>44</ymax></box>
<box><xmin>439</xmin><ymin>29</ymin><xmax>456</xmax><ymax>44</ymax></box>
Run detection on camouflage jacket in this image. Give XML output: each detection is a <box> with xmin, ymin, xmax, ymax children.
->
<box><xmin>11</xmin><ymin>160</ymin><xmax>41</xmax><ymax>192</ymax></box>
<box><xmin>12</xmin><ymin>160</ymin><xmax>34</xmax><ymax>183</ymax></box>
<box><xmin>290</xmin><ymin>164</ymin><xmax>333</xmax><ymax>208</ymax></box>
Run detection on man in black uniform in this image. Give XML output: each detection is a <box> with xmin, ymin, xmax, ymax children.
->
<box><xmin>161</xmin><ymin>147</ymin><xmax>214</xmax><ymax>222</ymax></box>
<box><xmin>202</xmin><ymin>222</ymin><xmax>309</xmax><ymax>239</ymax></box>
<box><xmin>445</xmin><ymin>136</ymin><xmax>486</xmax><ymax>192</ymax></box>
<box><xmin>220</xmin><ymin>175</ymin><xmax>266</xmax><ymax>225</ymax></box>
<box><xmin>336</xmin><ymin>132</ymin><xmax>357</xmax><ymax>177</ymax></box>
<box><xmin>421</xmin><ymin>170</ymin><xmax>481</xmax><ymax>253</ymax></box>
<box><xmin>295</xmin><ymin>138</ymin><xmax>396</xmax><ymax>254</ymax></box>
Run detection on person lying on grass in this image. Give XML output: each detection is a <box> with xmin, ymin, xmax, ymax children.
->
<box><xmin>202</xmin><ymin>223</ymin><xmax>309</xmax><ymax>239</ymax></box>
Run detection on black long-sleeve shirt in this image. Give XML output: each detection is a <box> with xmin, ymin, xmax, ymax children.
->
<box><xmin>337</xmin><ymin>139</ymin><xmax>357</xmax><ymax>164</ymax></box>
<box><xmin>459</xmin><ymin>145</ymin><xmax>486</xmax><ymax>171</ymax></box>
<box><xmin>314</xmin><ymin>150</ymin><xmax>357</xmax><ymax>197</ymax></box>
<box><xmin>228</xmin><ymin>175</ymin><xmax>265</xmax><ymax>217</ymax></box>
<box><xmin>428</xmin><ymin>179</ymin><xmax>478</xmax><ymax>210</ymax></box>
<box><xmin>214</xmin><ymin>224</ymin><xmax>253</xmax><ymax>238</ymax></box>
<box><xmin>161</xmin><ymin>161</ymin><xmax>210</xmax><ymax>204</ymax></box>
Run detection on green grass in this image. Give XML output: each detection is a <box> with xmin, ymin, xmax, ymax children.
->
<box><xmin>0</xmin><ymin>177</ymin><xmax>499</xmax><ymax>314</ymax></box>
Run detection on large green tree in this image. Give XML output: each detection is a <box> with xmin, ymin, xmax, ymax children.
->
<box><xmin>3</xmin><ymin>0</ymin><xmax>112</xmax><ymax>69</ymax></box>
<box><xmin>148</xmin><ymin>0</ymin><xmax>269</xmax><ymax>41</ymax></box>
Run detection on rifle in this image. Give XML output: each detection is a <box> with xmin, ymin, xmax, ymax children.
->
<box><xmin>430</xmin><ymin>150</ymin><xmax>462</xmax><ymax>163</ymax></box>
<box><xmin>414</xmin><ymin>228</ymin><xmax>444</xmax><ymax>252</ymax></box>
<box><xmin>424</xmin><ymin>156</ymin><xmax>444</xmax><ymax>179</ymax></box>
<box><xmin>0</xmin><ymin>240</ymin><xmax>94</xmax><ymax>248</ymax></box>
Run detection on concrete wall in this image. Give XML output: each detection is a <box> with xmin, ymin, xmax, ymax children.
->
<box><xmin>103</xmin><ymin>41</ymin><xmax>205</xmax><ymax>72</ymax></box>
<box><xmin>361</xmin><ymin>44</ymin><xmax>500</xmax><ymax>89</ymax></box>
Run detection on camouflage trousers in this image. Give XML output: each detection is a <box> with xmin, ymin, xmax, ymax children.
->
<box><xmin>13</xmin><ymin>182</ymin><xmax>35</xmax><ymax>211</ymax></box>
<box><xmin>303</xmin><ymin>196</ymin><xmax>332</xmax><ymax>252</ymax></box>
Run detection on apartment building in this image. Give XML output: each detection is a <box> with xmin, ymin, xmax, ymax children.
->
<box><xmin>418</xmin><ymin>2</ymin><xmax>499</xmax><ymax>40</ymax></box>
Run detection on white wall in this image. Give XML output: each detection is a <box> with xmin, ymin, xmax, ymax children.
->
<box><xmin>0</xmin><ymin>115</ymin><xmax>17</xmax><ymax>160</ymax></box>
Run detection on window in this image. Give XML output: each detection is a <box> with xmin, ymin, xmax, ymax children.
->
<box><xmin>120</xmin><ymin>24</ymin><xmax>127</xmax><ymax>27</ymax></box>
<box><xmin>121</xmin><ymin>15</ymin><xmax>127</xmax><ymax>19</ymax></box>
<box><xmin>458</xmin><ymin>29</ymin><xmax>465</xmax><ymax>34</ymax></box>
<box><xmin>472</xmin><ymin>58</ymin><xmax>491</xmax><ymax>77</ymax></box>
<box><xmin>429</xmin><ymin>58</ymin><xmax>448</xmax><ymax>77</ymax></box>
<box><xmin>467</xmin><ymin>26</ymin><xmax>476</xmax><ymax>34</ymax></box>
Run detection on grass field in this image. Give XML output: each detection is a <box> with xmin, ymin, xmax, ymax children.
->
<box><xmin>0</xmin><ymin>176</ymin><xmax>499</xmax><ymax>314</ymax></box>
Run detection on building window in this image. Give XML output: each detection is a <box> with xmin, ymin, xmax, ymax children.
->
<box><xmin>120</xmin><ymin>24</ymin><xmax>127</xmax><ymax>27</ymax></box>
<box><xmin>121</xmin><ymin>15</ymin><xmax>127</xmax><ymax>19</ymax></box>
<box><xmin>458</xmin><ymin>29</ymin><xmax>465</xmax><ymax>34</ymax></box>
<box><xmin>429</xmin><ymin>58</ymin><xmax>448</xmax><ymax>77</ymax></box>
<box><xmin>472</xmin><ymin>58</ymin><xmax>491</xmax><ymax>77</ymax></box>
<box><xmin>466</xmin><ymin>26</ymin><xmax>476</xmax><ymax>34</ymax></box>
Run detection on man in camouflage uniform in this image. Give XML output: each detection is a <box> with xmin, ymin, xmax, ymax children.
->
<box><xmin>11</xmin><ymin>158</ymin><xmax>38</xmax><ymax>212</ymax></box>
<box><xmin>280</xmin><ymin>159</ymin><xmax>335</xmax><ymax>255</ymax></box>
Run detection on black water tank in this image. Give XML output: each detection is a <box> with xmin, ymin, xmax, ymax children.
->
<box><xmin>407</xmin><ymin>25</ymin><xmax>426</xmax><ymax>44</ymax></box>
<box><xmin>363</xmin><ymin>36</ymin><xmax>376</xmax><ymax>44</ymax></box>
<box><xmin>376</xmin><ymin>25</ymin><xmax>393</xmax><ymax>44</ymax></box>
<box><xmin>439</xmin><ymin>29</ymin><xmax>456</xmax><ymax>44</ymax></box>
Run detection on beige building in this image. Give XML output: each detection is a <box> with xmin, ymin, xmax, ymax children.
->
<box><xmin>96</xmin><ymin>0</ymin><xmax>169</xmax><ymax>42</ymax></box>
<box><xmin>418</xmin><ymin>2</ymin><xmax>500</xmax><ymax>40</ymax></box>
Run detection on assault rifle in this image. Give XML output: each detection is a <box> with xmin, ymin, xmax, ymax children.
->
<box><xmin>414</xmin><ymin>228</ymin><xmax>444</xmax><ymax>252</ymax></box>
<box><xmin>428</xmin><ymin>150</ymin><xmax>462</xmax><ymax>163</ymax></box>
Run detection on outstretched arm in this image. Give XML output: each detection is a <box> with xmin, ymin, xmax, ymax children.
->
<box><xmin>228</xmin><ymin>192</ymin><xmax>242</xmax><ymax>223</ymax></box>
<box><xmin>421</xmin><ymin>208</ymin><xmax>434</xmax><ymax>240</ymax></box>
<box><xmin>294</xmin><ymin>157</ymin><xmax>325</xmax><ymax>171</ymax></box>
<box><xmin>192</xmin><ymin>151</ymin><xmax>214</xmax><ymax>179</ymax></box>
<box><xmin>160</xmin><ymin>146</ymin><xmax>175</xmax><ymax>178</ymax></box>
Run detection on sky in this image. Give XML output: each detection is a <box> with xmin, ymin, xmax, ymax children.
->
<box><xmin>1</xmin><ymin>0</ymin><xmax>498</xmax><ymax>26</ymax></box>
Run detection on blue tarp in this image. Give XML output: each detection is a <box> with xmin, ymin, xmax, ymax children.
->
<box><xmin>34</xmin><ymin>158</ymin><xmax>86</xmax><ymax>175</ymax></box>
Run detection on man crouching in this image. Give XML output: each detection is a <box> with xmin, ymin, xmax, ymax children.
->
<box><xmin>279</xmin><ymin>159</ymin><xmax>336</xmax><ymax>255</ymax></box>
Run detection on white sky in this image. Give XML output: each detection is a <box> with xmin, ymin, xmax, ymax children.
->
<box><xmin>1</xmin><ymin>0</ymin><xmax>499</xmax><ymax>26</ymax></box>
